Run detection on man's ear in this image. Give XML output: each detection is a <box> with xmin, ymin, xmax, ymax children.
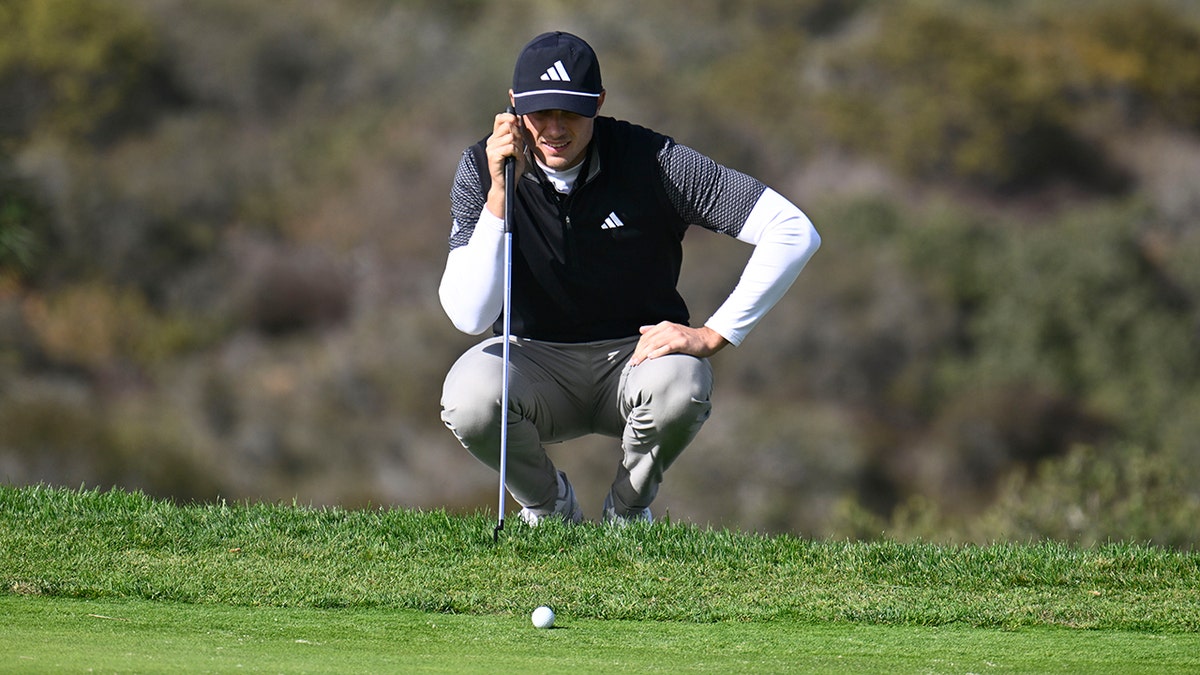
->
<box><xmin>595</xmin><ymin>90</ymin><xmax>606</xmax><ymax>113</ymax></box>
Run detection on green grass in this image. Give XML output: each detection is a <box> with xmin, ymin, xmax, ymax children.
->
<box><xmin>3</xmin><ymin>485</ymin><xmax>1199</xmax><ymax>672</ymax></box>
<box><xmin>3</xmin><ymin>595</ymin><xmax>1198</xmax><ymax>674</ymax></box>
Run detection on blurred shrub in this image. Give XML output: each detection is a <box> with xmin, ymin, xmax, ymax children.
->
<box><xmin>758</xmin><ymin>197</ymin><xmax>958</xmax><ymax>413</ymax></box>
<box><xmin>16</xmin><ymin>108</ymin><xmax>310</xmax><ymax>297</ymax></box>
<box><xmin>910</xmin><ymin>198</ymin><xmax>1198</xmax><ymax>488</ymax></box>
<box><xmin>796</xmin><ymin>195</ymin><xmax>1198</xmax><ymax>533</ymax></box>
<box><xmin>1066</xmin><ymin>1</ymin><xmax>1200</xmax><ymax>130</ymax></box>
<box><xmin>0</xmin><ymin>378</ymin><xmax>111</xmax><ymax>486</ymax></box>
<box><xmin>138</xmin><ymin>0</ymin><xmax>343</xmax><ymax>118</ymax></box>
<box><xmin>671</xmin><ymin>396</ymin><xmax>870</xmax><ymax>536</ymax></box>
<box><xmin>0</xmin><ymin>170</ymin><xmax>49</xmax><ymax>281</ymax></box>
<box><xmin>21</xmin><ymin>281</ymin><xmax>215</xmax><ymax>372</ymax></box>
<box><xmin>0</xmin><ymin>377</ymin><xmax>223</xmax><ymax>500</ymax></box>
<box><xmin>231</xmin><ymin>242</ymin><xmax>353</xmax><ymax>336</ymax></box>
<box><xmin>882</xmin><ymin>443</ymin><xmax>1200</xmax><ymax>549</ymax></box>
<box><xmin>903</xmin><ymin>383</ymin><xmax>1109</xmax><ymax>514</ymax></box>
<box><xmin>587</xmin><ymin>0</ymin><xmax>865</xmax><ymax>174</ymax></box>
<box><xmin>816</xmin><ymin>3</ymin><xmax>1128</xmax><ymax>192</ymax></box>
<box><xmin>0</xmin><ymin>0</ymin><xmax>173</xmax><ymax>143</ymax></box>
<box><xmin>961</xmin><ymin>202</ymin><xmax>1199</xmax><ymax>436</ymax></box>
<box><xmin>980</xmin><ymin>443</ymin><xmax>1200</xmax><ymax>549</ymax></box>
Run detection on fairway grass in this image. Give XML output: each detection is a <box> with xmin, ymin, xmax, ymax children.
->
<box><xmin>3</xmin><ymin>485</ymin><xmax>1199</xmax><ymax>672</ymax></box>
<box><xmin>4</xmin><ymin>595</ymin><xmax>1199</xmax><ymax>674</ymax></box>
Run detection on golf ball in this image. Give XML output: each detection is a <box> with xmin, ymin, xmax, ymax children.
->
<box><xmin>531</xmin><ymin>605</ymin><xmax>555</xmax><ymax>629</ymax></box>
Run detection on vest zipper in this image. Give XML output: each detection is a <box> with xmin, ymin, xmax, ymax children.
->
<box><xmin>563</xmin><ymin>213</ymin><xmax>575</xmax><ymax>273</ymax></box>
<box><xmin>551</xmin><ymin>147</ymin><xmax>596</xmax><ymax>276</ymax></box>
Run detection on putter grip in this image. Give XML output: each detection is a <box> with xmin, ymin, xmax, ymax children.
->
<box><xmin>504</xmin><ymin>106</ymin><xmax>516</xmax><ymax>234</ymax></box>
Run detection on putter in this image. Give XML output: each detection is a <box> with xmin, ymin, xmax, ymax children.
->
<box><xmin>493</xmin><ymin>105</ymin><xmax>517</xmax><ymax>544</ymax></box>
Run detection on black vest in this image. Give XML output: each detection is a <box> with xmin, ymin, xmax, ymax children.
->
<box><xmin>469</xmin><ymin>117</ymin><xmax>691</xmax><ymax>342</ymax></box>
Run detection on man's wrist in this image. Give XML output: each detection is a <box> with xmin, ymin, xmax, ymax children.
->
<box><xmin>485</xmin><ymin>187</ymin><xmax>506</xmax><ymax>220</ymax></box>
<box><xmin>700</xmin><ymin>324</ymin><xmax>734</xmax><ymax>351</ymax></box>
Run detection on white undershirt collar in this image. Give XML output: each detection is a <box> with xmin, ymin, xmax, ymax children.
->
<box><xmin>537</xmin><ymin>159</ymin><xmax>584</xmax><ymax>194</ymax></box>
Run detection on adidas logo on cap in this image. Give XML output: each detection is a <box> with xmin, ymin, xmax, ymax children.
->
<box><xmin>540</xmin><ymin>60</ymin><xmax>571</xmax><ymax>82</ymax></box>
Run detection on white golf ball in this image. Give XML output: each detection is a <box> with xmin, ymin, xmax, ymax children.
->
<box><xmin>531</xmin><ymin>605</ymin><xmax>555</xmax><ymax>629</ymax></box>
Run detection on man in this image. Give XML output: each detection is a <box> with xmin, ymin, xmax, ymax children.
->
<box><xmin>439</xmin><ymin>31</ymin><xmax>820</xmax><ymax>525</ymax></box>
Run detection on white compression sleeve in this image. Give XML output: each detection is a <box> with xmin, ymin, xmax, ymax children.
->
<box><xmin>703</xmin><ymin>188</ymin><xmax>821</xmax><ymax>346</ymax></box>
<box><xmin>438</xmin><ymin>209</ymin><xmax>507</xmax><ymax>335</ymax></box>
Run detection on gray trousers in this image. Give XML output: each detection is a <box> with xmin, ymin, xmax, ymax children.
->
<box><xmin>440</xmin><ymin>335</ymin><xmax>713</xmax><ymax>515</ymax></box>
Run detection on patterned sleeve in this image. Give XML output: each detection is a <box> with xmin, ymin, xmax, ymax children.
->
<box><xmin>449</xmin><ymin>148</ymin><xmax>485</xmax><ymax>251</ymax></box>
<box><xmin>658</xmin><ymin>142</ymin><xmax>767</xmax><ymax>237</ymax></box>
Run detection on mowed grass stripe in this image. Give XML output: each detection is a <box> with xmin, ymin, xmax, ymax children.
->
<box><xmin>2</xmin><ymin>485</ymin><xmax>1198</xmax><ymax>631</ymax></box>
<box><xmin>3</xmin><ymin>595</ymin><xmax>1199</xmax><ymax>674</ymax></box>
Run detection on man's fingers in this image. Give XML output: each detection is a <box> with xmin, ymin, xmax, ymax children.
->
<box><xmin>631</xmin><ymin>322</ymin><xmax>681</xmax><ymax>365</ymax></box>
<box><xmin>490</xmin><ymin>112</ymin><xmax>526</xmax><ymax>166</ymax></box>
<box><xmin>630</xmin><ymin>322</ymin><xmax>728</xmax><ymax>365</ymax></box>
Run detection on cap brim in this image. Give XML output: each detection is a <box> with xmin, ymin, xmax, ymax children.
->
<box><xmin>512</xmin><ymin>91</ymin><xmax>600</xmax><ymax>117</ymax></box>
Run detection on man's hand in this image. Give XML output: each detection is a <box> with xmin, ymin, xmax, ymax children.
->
<box><xmin>485</xmin><ymin>109</ymin><xmax>526</xmax><ymax>219</ymax></box>
<box><xmin>630</xmin><ymin>322</ymin><xmax>729</xmax><ymax>366</ymax></box>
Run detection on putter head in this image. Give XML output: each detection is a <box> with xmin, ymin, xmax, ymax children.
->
<box><xmin>492</xmin><ymin>518</ymin><xmax>504</xmax><ymax>544</ymax></box>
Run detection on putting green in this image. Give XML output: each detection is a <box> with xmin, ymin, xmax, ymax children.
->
<box><xmin>2</xmin><ymin>595</ymin><xmax>1197</xmax><ymax>673</ymax></box>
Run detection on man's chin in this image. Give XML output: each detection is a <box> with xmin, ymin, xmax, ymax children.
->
<box><xmin>538</xmin><ymin>148</ymin><xmax>580</xmax><ymax>170</ymax></box>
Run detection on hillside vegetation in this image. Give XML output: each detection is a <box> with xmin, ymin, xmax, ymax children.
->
<box><xmin>2</xmin><ymin>0</ymin><xmax>1199</xmax><ymax>546</ymax></box>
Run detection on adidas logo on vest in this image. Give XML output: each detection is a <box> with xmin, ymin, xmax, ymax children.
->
<box><xmin>601</xmin><ymin>212</ymin><xmax>625</xmax><ymax>230</ymax></box>
<box><xmin>540</xmin><ymin>60</ymin><xmax>571</xmax><ymax>82</ymax></box>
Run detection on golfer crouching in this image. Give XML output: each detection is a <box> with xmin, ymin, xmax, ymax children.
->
<box><xmin>439</xmin><ymin>32</ymin><xmax>821</xmax><ymax>525</ymax></box>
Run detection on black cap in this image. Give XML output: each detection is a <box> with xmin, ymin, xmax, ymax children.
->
<box><xmin>511</xmin><ymin>32</ymin><xmax>603</xmax><ymax>117</ymax></box>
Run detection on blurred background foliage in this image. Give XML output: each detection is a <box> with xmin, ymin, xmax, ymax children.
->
<box><xmin>2</xmin><ymin>0</ymin><xmax>1199</xmax><ymax>548</ymax></box>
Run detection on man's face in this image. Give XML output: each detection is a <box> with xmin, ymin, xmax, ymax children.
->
<box><xmin>519</xmin><ymin>93</ymin><xmax>605</xmax><ymax>171</ymax></box>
